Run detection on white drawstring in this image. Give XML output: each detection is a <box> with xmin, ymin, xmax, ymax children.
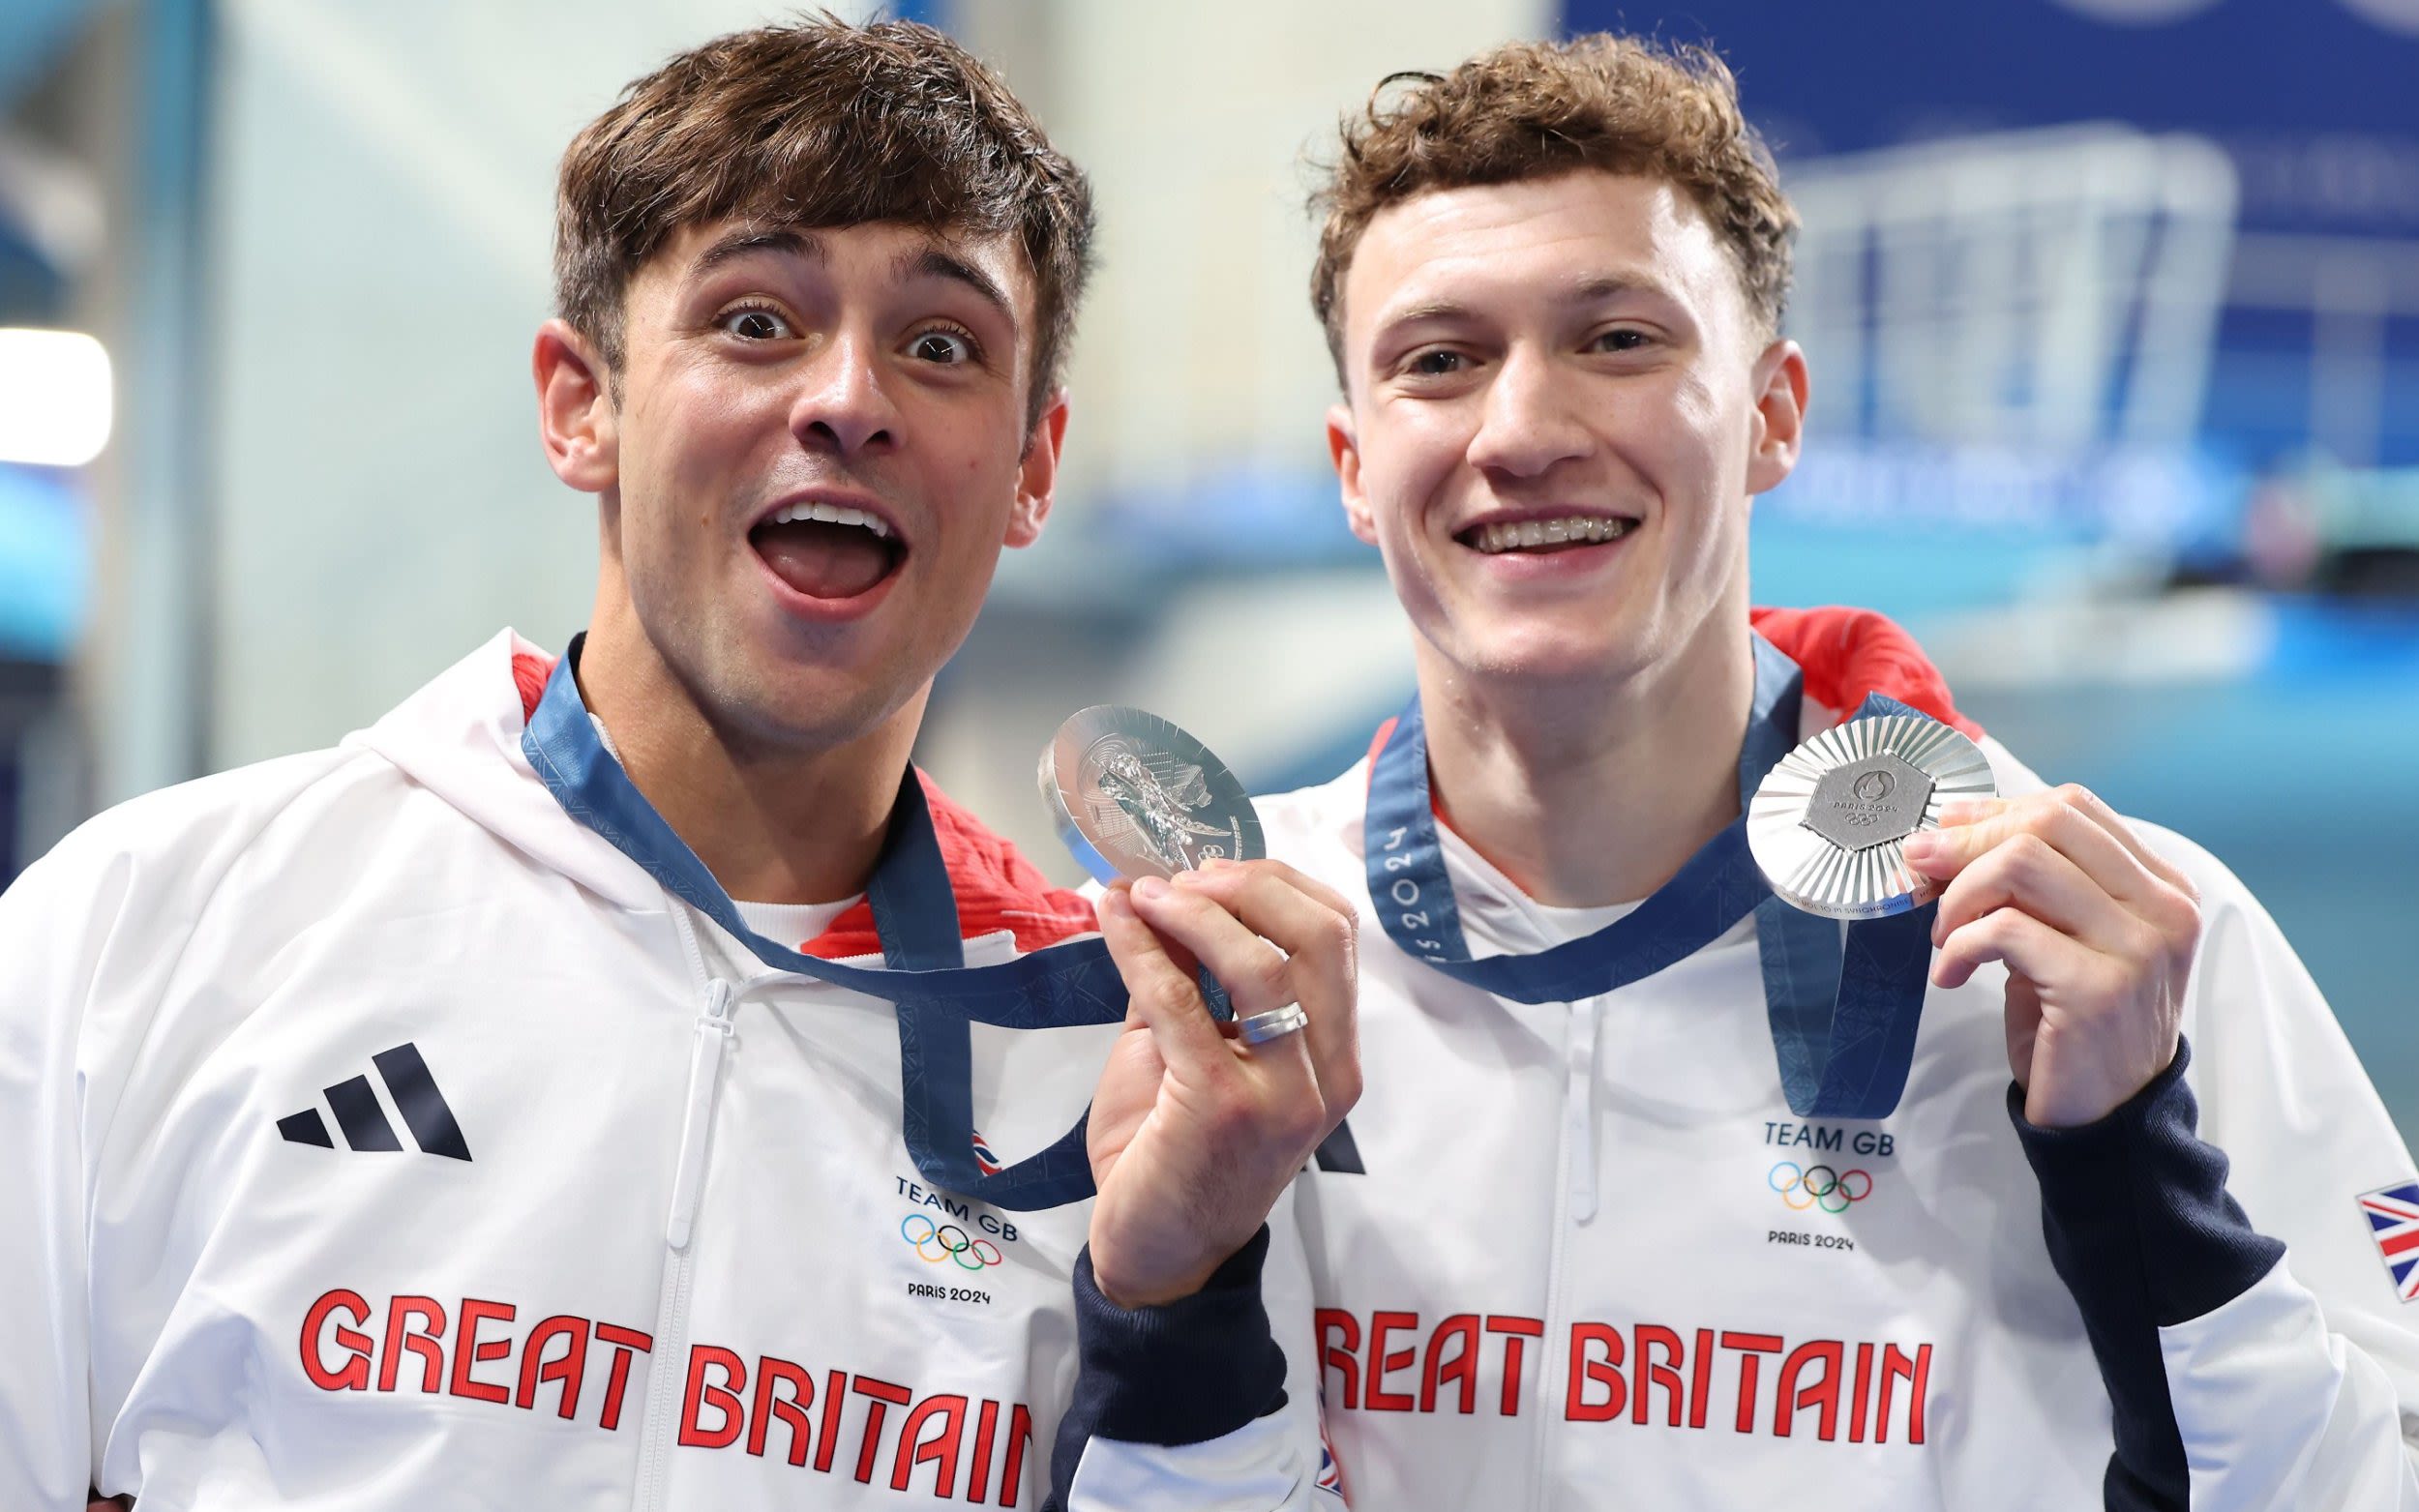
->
<box><xmin>666</xmin><ymin>977</ymin><xmax>737</xmax><ymax>1250</ymax></box>
<box><xmin>1567</xmin><ymin>995</ymin><xmax>1604</xmax><ymax>1225</ymax></box>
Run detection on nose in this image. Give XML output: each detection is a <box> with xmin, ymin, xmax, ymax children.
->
<box><xmin>788</xmin><ymin>331</ymin><xmax>901</xmax><ymax>460</ymax></box>
<box><xmin>1465</xmin><ymin>345</ymin><xmax>1592</xmax><ymax>481</ymax></box>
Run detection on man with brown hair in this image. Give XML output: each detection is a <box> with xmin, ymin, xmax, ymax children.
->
<box><xmin>0</xmin><ymin>17</ymin><xmax>1354</xmax><ymax>1509</ymax></box>
<box><xmin>1252</xmin><ymin>32</ymin><xmax>2419</xmax><ymax>1509</ymax></box>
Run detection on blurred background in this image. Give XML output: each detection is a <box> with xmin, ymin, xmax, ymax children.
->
<box><xmin>0</xmin><ymin>0</ymin><xmax>2410</xmax><ymax>1135</ymax></box>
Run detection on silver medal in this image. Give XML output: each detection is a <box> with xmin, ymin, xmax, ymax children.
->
<box><xmin>1038</xmin><ymin>707</ymin><xmax>1264</xmax><ymax>884</ymax></box>
<box><xmin>1747</xmin><ymin>714</ymin><xmax>1998</xmax><ymax>920</ymax></box>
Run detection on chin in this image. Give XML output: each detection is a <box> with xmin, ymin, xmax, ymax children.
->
<box><xmin>1464</xmin><ymin>637</ymin><xmax>1638</xmax><ymax>686</ymax></box>
<box><xmin>711</xmin><ymin>653</ymin><xmax>907</xmax><ymax>751</ymax></box>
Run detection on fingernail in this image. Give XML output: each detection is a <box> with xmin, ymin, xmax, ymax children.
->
<box><xmin>1202</xmin><ymin>857</ymin><xmax>1235</xmax><ymax>870</ymax></box>
<box><xmin>1132</xmin><ymin>875</ymin><xmax>1170</xmax><ymax>903</ymax></box>
<box><xmin>1936</xmin><ymin>802</ymin><xmax>1978</xmax><ymax>826</ymax></box>
<box><xmin>1900</xmin><ymin>833</ymin><xmax>1940</xmax><ymax>866</ymax></box>
<box><xmin>1097</xmin><ymin>888</ymin><xmax>1133</xmax><ymax>919</ymax></box>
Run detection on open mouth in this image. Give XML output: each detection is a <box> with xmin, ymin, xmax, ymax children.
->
<box><xmin>749</xmin><ymin>501</ymin><xmax>907</xmax><ymax>601</ymax></box>
<box><xmin>1455</xmin><ymin>515</ymin><xmax>1637</xmax><ymax>555</ymax></box>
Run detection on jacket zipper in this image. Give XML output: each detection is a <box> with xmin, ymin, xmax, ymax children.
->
<box><xmin>1528</xmin><ymin>992</ymin><xmax>1603</xmax><ymax>1512</ymax></box>
<box><xmin>633</xmin><ymin>976</ymin><xmax>737</xmax><ymax>1512</ymax></box>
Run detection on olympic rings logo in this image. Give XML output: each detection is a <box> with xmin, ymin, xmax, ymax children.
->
<box><xmin>1769</xmin><ymin>1162</ymin><xmax>1873</xmax><ymax>1214</ymax></box>
<box><xmin>901</xmin><ymin>1214</ymin><xmax>1004</xmax><ymax>1270</ymax></box>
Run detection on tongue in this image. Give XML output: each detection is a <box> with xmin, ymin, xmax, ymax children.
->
<box><xmin>755</xmin><ymin>520</ymin><xmax>895</xmax><ymax>600</ymax></box>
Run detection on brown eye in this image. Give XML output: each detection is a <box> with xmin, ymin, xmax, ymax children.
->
<box><xmin>911</xmin><ymin>329</ymin><xmax>975</xmax><ymax>365</ymax></box>
<box><xmin>1410</xmin><ymin>349</ymin><xmax>1465</xmax><ymax>376</ymax></box>
<box><xmin>718</xmin><ymin>307</ymin><xmax>791</xmax><ymax>341</ymax></box>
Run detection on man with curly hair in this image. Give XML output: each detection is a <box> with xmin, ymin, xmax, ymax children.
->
<box><xmin>1247</xmin><ymin>32</ymin><xmax>2419</xmax><ymax>1509</ymax></box>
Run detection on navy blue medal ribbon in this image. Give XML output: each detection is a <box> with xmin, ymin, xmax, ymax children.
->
<box><xmin>522</xmin><ymin>638</ymin><xmax>1118</xmax><ymax>1209</ymax></box>
<box><xmin>1362</xmin><ymin>634</ymin><xmax>1935</xmax><ymax>1119</ymax></box>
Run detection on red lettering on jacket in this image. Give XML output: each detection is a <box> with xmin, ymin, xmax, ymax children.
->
<box><xmin>1316</xmin><ymin>1307</ymin><xmax>1361</xmax><ymax>1410</ymax></box>
<box><xmin>450</xmin><ymin>1298</ymin><xmax>515</xmax><ymax>1406</ymax></box>
<box><xmin>1318</xmin><ymin>1306</ymin><xmax>1934</xmax><ymax>1447</ymax></box>
<box><xmin>1420</xmin><ymin>1314</ymin><xmax>1480</xmax><ymax>1415</ymax></box>
<box><xmin>300</xmin><ymin>1290</ymin><xmax>373</xmax><ymax>1391</ymax></box>
<box><xmin>1777</xmin><ymin>1340</ymin><xmax>1845</xmax><ymax>1440</ymax></box>
<box><xmin>517</xmin><ymin>1315</ymin><xmax>588</xmax><ymax>1418</ymax></box>
<box><xmin>968</xmin><ymin>1399</ymin><xmax>1000</xmax><ymax>1505</ymax></box>
<box><xmin>292</xmin><ymin>1288</ymin><xmax>1044</xmax><ymax>1502</ymax></box>
<box><xmin>681</xmin><ymin>1345</ymin><xmax>749</xmax><ymax>1449</ymax></box>
<box><xmin>1484</xmin><ymin>1316</ymin><xmax>1544</xmax><ymax>1417</ymax></box>
<box><xmin>592</xmin><ymin>1322</ymin><xmax>653</xmax><ymax>1432</ymax></box>
<box><xmin>1566</xmin><ymin>1322</ymin><xmax>1625</xmax><ymax>1422</ymax></box>
<box><xmin>1364</xmin><ymin>1311</ymin><xmax>1419</xmax><ymax>1411</ymax></box>
<box><xmin>998</xmin><ymin>1403</ymin><xmax>1033</xmax><ymax>1508</ymax></box>
<box><xmin>1876</xmin><ymin>1343</ymin><xmax>1929</xmax><ymax>1444</ymax></box>
<box><xmin>1719</xmin><ymin>1330</ymin><xmax>1784</xmax><ymax>1435</ymax></box>
<box><xmin>749</xmin><ymin>1355</ymin><xmax>816</xmax><ymax>1466</ymax></box>
<box><xmin>1849</xmin><ymin>1342</ymin><xmax>1875</xmax><ymax>1442</ymax></box>
<box><xmin>851</xmin><ymin>1375</ymin><xmax>914</xmax><ymax>1484</ymax></box>
<box><xmin>894</xmin><ymin>1393</ymin><xmax>969</xmax><ymax>1496</ymax></box>
<box><xmin>1633</xmin><ymin>1324</ymin><xmax>1687</xmax><ymax>1428</ymax></box>
<box><xmin>815</xmin><ymin>1367</ymin><xmax>848</xmax><ymax>1474</ymax></box>
<box><xmin>1687</xmin><ymin>1328</ymin><xmax>1716</xmax><ymax>1431</ymax></box>
<box><xmin>377</xmin><ymin>1296</ymin><xmax>446</xmax><ymax>1395</ymax></box>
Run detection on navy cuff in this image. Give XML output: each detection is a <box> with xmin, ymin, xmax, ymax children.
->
<box><xmin>2012</xmin><ymin>1036</ymin><xmax>2284</xmax><ymax>1327</ymax></box>
<box><xmin>1045</xmin><ymin>1228</ymin><xmax>1289</xmax><ymax>1510</ymax></box>
<box><xmin>2010</xmin><ymin>1036</ymin><xmax>2285</xmax><ymax>1511</ymax></box>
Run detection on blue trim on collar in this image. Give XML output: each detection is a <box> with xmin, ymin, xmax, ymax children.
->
<box><xmin>1362</xmin><ymin>633</ymin><xmax>1936</xmax><ymax>1119</ymax></box>
<box><xmin>520</xmin><ymin>637</ymin><xmax>1116</xmax><ymax>1208</ymax></box>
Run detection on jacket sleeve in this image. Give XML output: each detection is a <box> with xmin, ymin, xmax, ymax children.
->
<box><xmin>1045</xmin><ymin>1206</ymin><xmax>1347</xmax><ymax>1510</ymax></box>
<box><xmin>2012</xmin><ymin>830</ymin><xmax>2419</xmax><ymax>1512</ymax></box>
<box><xmin>0</xmin><ymin>844</ymin><xmax>114</xmax><ymax>1510</ymax></box>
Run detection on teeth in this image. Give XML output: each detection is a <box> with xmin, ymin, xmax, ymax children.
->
<box><xmin>769</xmin><ymin>502</ymin><xmax>891</xmax><ymax>538</ymax></box>
<box><xmin>1470</xmin><ymin>516</ymin><xmax>1632</xmax><ymax>553</ymax></box>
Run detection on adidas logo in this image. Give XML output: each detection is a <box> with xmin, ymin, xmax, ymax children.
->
<box><xmin>278</xmin><ymin>1042</ymin><xmax>471</xmax><ymax>1162</ymax></box>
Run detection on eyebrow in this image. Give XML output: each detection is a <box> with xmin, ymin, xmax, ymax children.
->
<box><xmin>895</xmin><ymin>245</ymin><xmax>1016</xmax><ymax>328</ymax></box>
<box><xmin>691</xmin><ymin>227</ymin><xmax>823</xmax><ymax>280</ymax></box>
<box><xmin>1370</xmin><ymin>274</ymin><xmax>1674</xmax><ymax>346</ymax></box>
<box><xmin>687</xmin><ymin>227</ymin><xmax>1015</xmax><ymax>328</ymax></box>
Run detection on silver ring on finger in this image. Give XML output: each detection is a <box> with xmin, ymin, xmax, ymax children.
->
<box><xmin>1236</xmin><ymin>1001</ymin><xmax>1309</xmax><ymax>1046</ymax></box>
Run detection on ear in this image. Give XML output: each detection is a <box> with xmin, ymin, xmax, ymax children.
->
<box><xmin>1005</xmin><ymin>388</ymin><xmax>1070</xmax><ymax>549</ymax></box>
<box><xmin>1745</xmin><ymin>338</ymin><xmax>1808</xmax><ymax>497</ymax></box>
<box><xmin>534</xmin><ymin>318</ymin><xmax>618</xmax><ymax>493</ymax></box>
<box><xmin>1328</xmin><ymin>401</ymin><xmax>1380</xmax><ymax>547</ymax></box>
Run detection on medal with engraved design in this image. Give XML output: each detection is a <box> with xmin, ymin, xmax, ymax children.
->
<box><xmin>1038</xmin><ymin>707</ymin><xmax>1264</xmax><ymax>884</ymax></box>
<box><xmin>1747</xmin><ymin>714</ymin><xmax>1998</xmax><ymax>919</ymax></box>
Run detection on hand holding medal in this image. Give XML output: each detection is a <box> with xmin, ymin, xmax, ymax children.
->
<box><xmin>1749</xmin><ymin>710</ymin><xmax>2196</xmax><ymax>1128</ymax></box>
<box><xmin>1040</xmin><ymin>708</ymin><xmax>1362</xmax><ymax>1306</ymax></box>
<box><xmin>1901</xmin><ymin>786</ymin><xmax>2201</xmax><ymax>1128</ymax></box>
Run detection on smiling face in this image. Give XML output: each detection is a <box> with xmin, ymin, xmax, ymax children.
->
<box><xmin>1328</xmin><ymin>169</ymin><xmax>1805</xmax><ymax>693</ymax></box>
<box><xmin>546</xmin><ymin>218</ymin><xmax>1061</xmax><ymax>752</ymax></box>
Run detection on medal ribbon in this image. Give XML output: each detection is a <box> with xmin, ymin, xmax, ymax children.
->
<box><xmin>1362</xmin><ymin>634</ymin><xmax>1935</xmax><ymax>1119</ymax></box>
<box><xmin>523</xmin><ymin>638</ymin><xmax>1117</xmax><ymax>1209</ymax></box>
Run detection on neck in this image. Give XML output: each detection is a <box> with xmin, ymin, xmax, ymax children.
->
<box><xmin>574</xmin><ymin>616</ymin><xmax>922</xmax><ymax>907</ymax></box>
<box><xmin>1416</xmin><ymin>615</ymin><xmax>1757</xmax><ymax>908</ymax></box>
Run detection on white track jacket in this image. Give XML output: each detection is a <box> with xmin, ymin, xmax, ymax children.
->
<box><xmin>1260</xmin><ymin>608</ymin><xmax>2419</xmax><ymax>1511</ymax></box>
<box><xmin>0</xmin><ymin>631</ymin><xmax>1333</xmax><ymax>1511</ymax></box>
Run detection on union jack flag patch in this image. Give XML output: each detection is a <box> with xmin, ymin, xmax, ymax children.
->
<box><xmin>971</xmin><ymin>1129</ymin><xmax>1003</xmax><ymax>1177</ymax></box>
<box><xmin>2357</xmin><ymin>1182</ymin><xmax>2419</xmax><ymax>1302</ymax></box>
<box><xmin>1314</xmin><ymin>1391</ymin><xmax>1348</xmax><ymax>1500</ymax></box>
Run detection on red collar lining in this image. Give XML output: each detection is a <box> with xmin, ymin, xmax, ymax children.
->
<box><xmin>511</xmin><ymin>650</ymin><xmax>1098</xmax><ymax>958</ymax></box>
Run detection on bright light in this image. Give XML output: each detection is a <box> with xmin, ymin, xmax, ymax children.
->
<box><xmin>0</xmin><ymin>328</ymin><xmax>113</xmax><ymax>468</ymax></box>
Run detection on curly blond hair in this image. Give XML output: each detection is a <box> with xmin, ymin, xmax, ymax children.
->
<box><xmin>1309</xmin><ymin>35</ymin><xmax>1796</xmax><ymax>379</ymax></box>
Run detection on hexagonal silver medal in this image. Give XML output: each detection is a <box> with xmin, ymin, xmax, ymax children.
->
<box><xmin>1747</xmin><ymin>713</ymin><xmax>1997</xmax><ymax>920</ymax></box>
